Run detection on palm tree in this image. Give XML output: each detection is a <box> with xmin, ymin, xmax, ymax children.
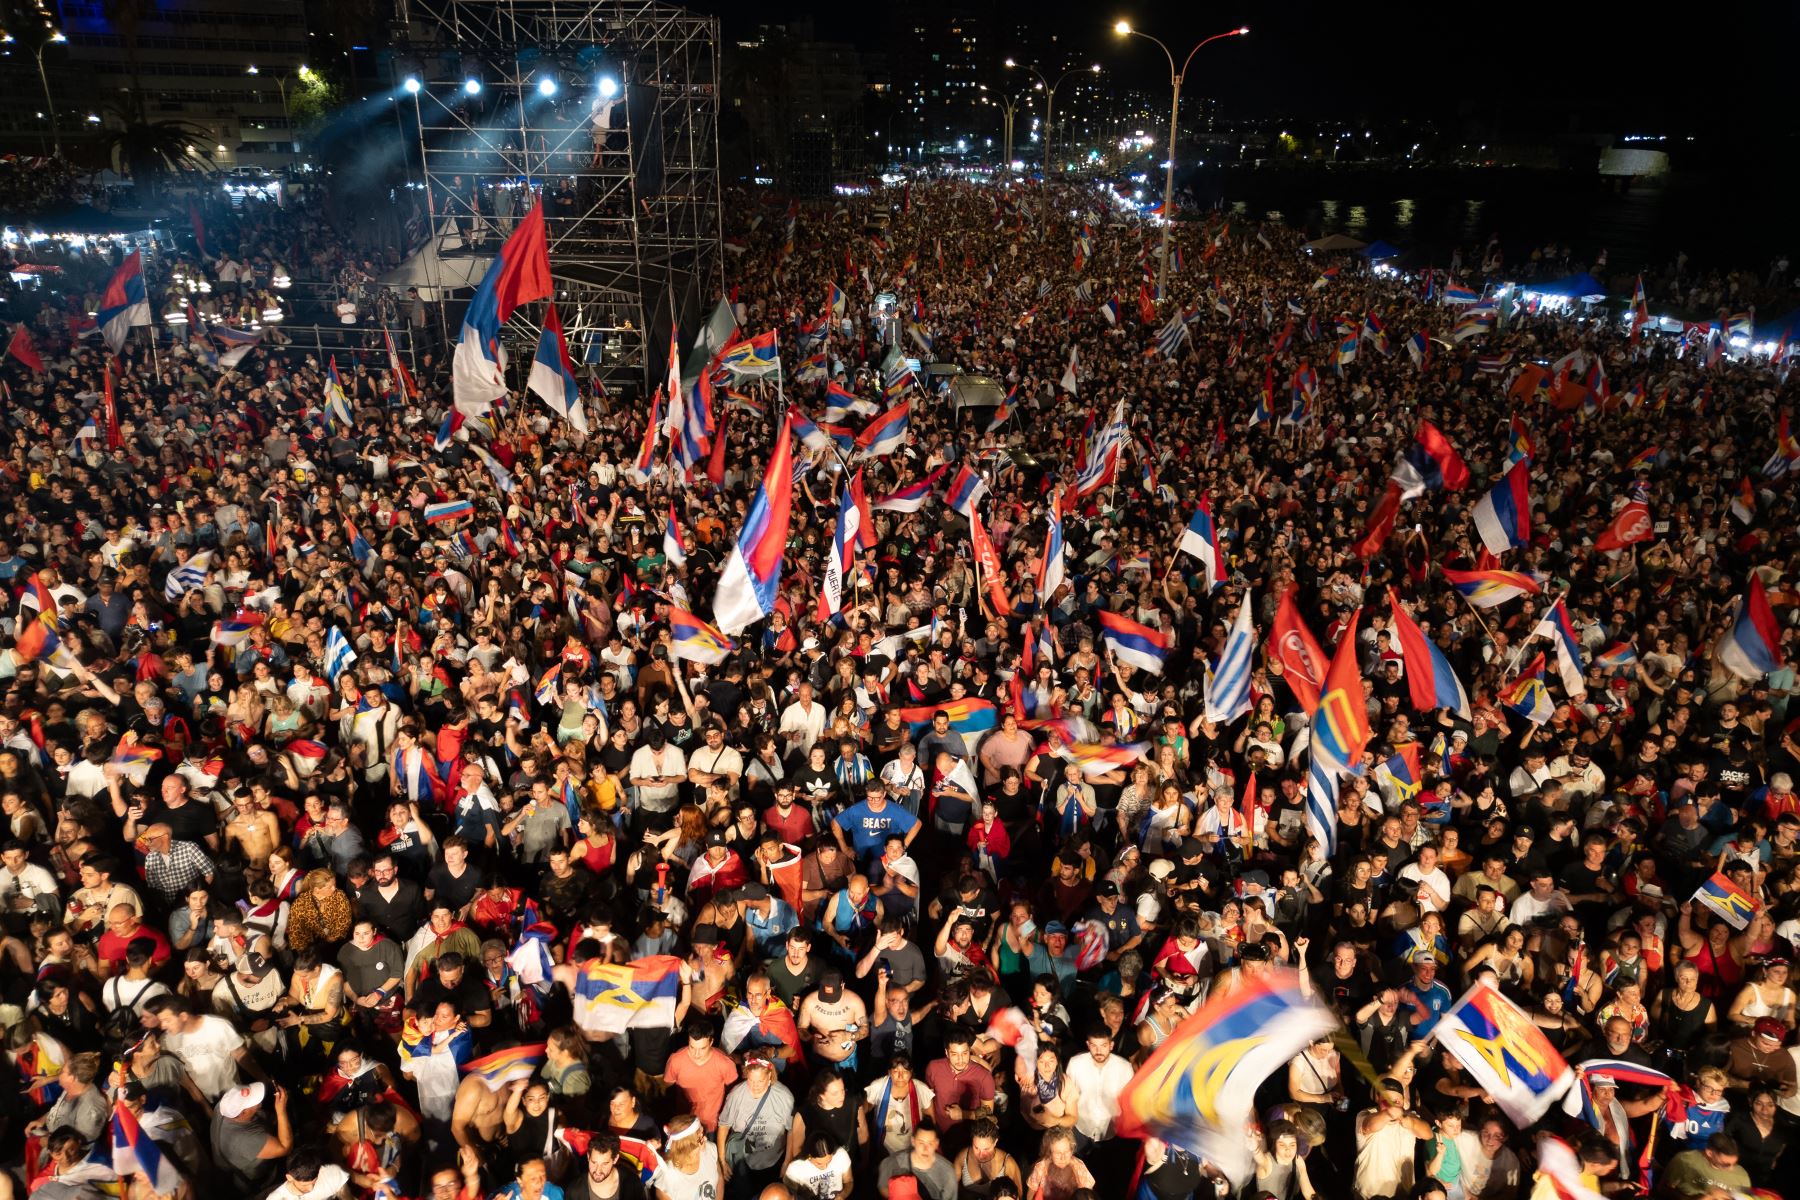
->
<box><xmin>94</xmin><ymin>111</ymin><xmax>213</xmax><ymax>204</ymax></box>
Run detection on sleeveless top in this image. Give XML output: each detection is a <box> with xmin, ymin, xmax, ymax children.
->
<box><xmin>1657</xmin><ymin>989</ymin><xmax>1713</xmax><ymax>1049</ymax></box>
<box><xmin>959</xmin><ymin>1151</ymin><xmax>1015</xmax><ymax>1200</ymax></box>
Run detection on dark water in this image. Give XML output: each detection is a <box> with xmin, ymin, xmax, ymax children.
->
<box><xmin>1194</xmin><ymin>166</ymin><xmax>1798</xmax><ymax>277</ymax></box>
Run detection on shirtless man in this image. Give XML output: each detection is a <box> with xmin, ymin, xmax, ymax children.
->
<box><xmin>797</xmin><ymin>969</ymin><xmax>868</xmax><ymax>1071</ymax></box>
<box><xmin>224</xmin><ymin>790</ymin><xmax>282</xmax><ymax>873</ymax></box>
<box><xmin>450</xmin><ymin>1071</ymin><xmax>507</xmax><ymax>1148</ymax></box>
<box><xmin>686</xmin><ymin>926</ymin><xmax>735</xmax><ymax>1015</ymax></box>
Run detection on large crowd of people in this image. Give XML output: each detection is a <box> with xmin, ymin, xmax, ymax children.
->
<box><xmin>0</xmin><ymin>169</ymin><xmax>1796</xmax><ymax>1200</ymax></box>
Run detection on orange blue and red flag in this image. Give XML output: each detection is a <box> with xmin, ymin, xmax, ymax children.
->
<box><xmin>1434</xmin><ymin>983</ymin><xmax>1573</xmax><ymax>1126</ymax></box>
<box><xmin>1116</xmin><ymin>969</ymin><xmax>1335</xmax><ymax>1186</ymax></box>
<box><xmin>571</xmin><ymin>955</ymin><xmax>684</xmax><ymax>1034</ymax></box>
<box><xmin>1693</xmin><ymin>869</ymin><xmax>1759</xmax><ymax>930</ymax></box>
<box><xmin>460</xmin><ymin>1043</ymin><xmax>546</xmax><ymax>1090</ymax></box>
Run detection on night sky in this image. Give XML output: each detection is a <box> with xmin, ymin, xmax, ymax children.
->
<box><xmin>689</xmin><ymin>0</ymin><xmax>1800</xmax><ymax>136</ymax></box>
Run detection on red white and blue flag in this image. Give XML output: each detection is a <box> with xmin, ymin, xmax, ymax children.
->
<box><xmin>96</xmin><ymin>250</ymin><xmax>151</xmax><ymax>353</ymax></box>
<box><xmin>1717</xmin><ymin>573</ymin><xmax>1783</xmax><ymax>681</ymax></box>
<box><xmin>945</xmin><ymin>464</ymin><xmax>989</xmax><ymax>519</ymax></box>
<box><xmin>872</xmin><ymin>465</ymin><xmax>946</xmax><ymax>514</ymax></box>
<box><xmin>1304</xmin><ymin>608</ymin><xmax>1371</xmax><ymax>857</ymax></box>
<box><xmin>1472</xmin><ymin>459</ymin><xmax>1532</xmax><ymax>556</ymax></box>
<box><xmin>1388</xmin><ymin>589</ymin><xmax>1472</xmax><ymax>719</ymax></box>
<box><xmin>712</xmin><ymin>416</ymin><xmax>795</xmax><ymax>634</ymax></box>
<box><xmin>856</xmin><ymin>400</ymin><xmax>911</xmax><ymax>458</ymax></box>
<box><xmin>1178</xmin><ymin>497</ymin><xmax>1224</xmax><ymax>592</ymax></box>
<box><xmin>1392</xmin><ymin>421</ymin><xmax>1470</xmax><ymax>499</ymax></box>
<box><xmin>1037</xmin><ymin>499</ymin><xmax>1067</xmax><ymax>603</ymax></box>
<box><xmin>1098</xmin><ymin>609</ymin><xmax>1170</xmax><ymax>675</ymax></box>
<box><xmin>1531</xmin><ymin>598</ymin><xmax>1587</xmax><ymax>695</ymax></box>
<box><xmin>453</xmin><ymin>198</ymin><xmax>553</xmax><ymax>415</ymax></box>
<box><xmin>527</xmin><ymin>303</ymin><xmax>587</xmax><ymax>433</ymax></box>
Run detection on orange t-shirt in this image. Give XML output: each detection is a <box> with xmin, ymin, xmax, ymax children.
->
<box><xmin>662</xmin><ymin>1046</ymin><xmax>739</xmax><ymax>1131</ymax></box>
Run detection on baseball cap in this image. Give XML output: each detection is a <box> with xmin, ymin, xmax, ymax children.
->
<box><xmin>238</xmin><ymin>952</ymin><xmax>274</xmax><ymax>981</ymax></box>
<box><xmin>218</xmin><ymin>1083</ymin><xmax>266</xmax><ymax>1119</ymax></box>
<box><xmin>818</xmin><ymin>970</ymin><xmax>844</xmax><ymax>1001</ymax></box>
<box><xmin>1587</xmin><ymin>1073</ymin><xmax>1617</xmax><ymax>1089</ymax></box>
<box><xmin>1180</xmin><ymin>836</ymin><xmax>1204</xmax><ymax>858</ymax></box>
<box><xmin>1755</xmin><ymin>1017</ymin><xmax>1788</xmax><ymax>1040</ymax></box>
<box><xmin>1043</xmin><ymin>920</ymin><xmax>1069</xmax><ymax>936</ymax></box>
<box><xmin>1095</xmin><ymin>880</ymin><xmax>1120</xmax><ymax>898</ymax></box>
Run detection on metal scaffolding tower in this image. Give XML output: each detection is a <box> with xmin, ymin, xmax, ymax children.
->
<box><xmin>394</xmin><ymin>0</ymin><xmax>723</xmax><ymax>398</ymax></box>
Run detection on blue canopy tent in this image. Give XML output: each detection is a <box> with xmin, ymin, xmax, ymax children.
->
<box><xmin>1360</xmin><ymin>240</ymin><xmax>1401</xmax><ymax>260</ymax></box>
<box><xmin>1532</xmin><ymin>272</ymin><xmax>1607</xmax><ymax>301</ymax></box>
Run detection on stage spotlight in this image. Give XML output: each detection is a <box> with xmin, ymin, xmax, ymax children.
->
<box><xmin>402</xmin><ymin>76</ymin><xmax>422</xmax><ymax>94</ymax></box>
<box><xmin>537</xmin><ymin>76</ymin><xmax>557</xmax><ymax>96</ymax></box>
<box><xmin>597</xmin><ymin>75</ymin><xmax>619</xmax><ymax>98</ymax></box>
<box><xmin>463</xmin><ymin>77</ymin><xmax>482</xmax><ymax>94</ymax></box>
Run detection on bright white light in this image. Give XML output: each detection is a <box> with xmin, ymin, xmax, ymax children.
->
<box><xmin>246</xmin><ymin>64</ymin><xmax>259</xmax><ymax>74</ymax></box>
<box><xmin>85</xmin><ymin>113</ymin><xmax>100</xmax><ymax>123</ymax></box>
<box><xmin>537</xmin><ymin>76</ymin><xmax>557</xmax><ymax>96</ymax></box>
<box><xmin>463</xmin><ymin>78</ymin><xmax>481</xmax><ymax>95</ymax></box>
<box><xmin>403</xmin><ymin>76</ymin><xmax>421</xmax><ymax>93</ymax></box>
<box><xmin>1114</xmin><ymin>20</ymin><xmax>1132</xmax><ymax>35</ymax></box>
<box><xmin>597</xmin><ymin>76</ymin><xmax>619</xmax><ymax>98</ymax></box>
<box><xmin>50</xmin><ymin>32</ymin><xmax>65</xmax><ymax>42</ymax></box>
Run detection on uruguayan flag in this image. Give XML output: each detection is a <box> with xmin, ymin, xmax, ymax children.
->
<box><xmin>324</xmin><ymin>626</ymin><xmax>358</xmax><ymax>682</ymax></box>
<box><xmin>163</xmin><ymin>551</ymin><xmax>213</xmax><ymax>601</ymax></box>
<box><xmin>1202</xmin><ymin>592</ymin><xmax>1256</xmax><ymax>725</ymax></box>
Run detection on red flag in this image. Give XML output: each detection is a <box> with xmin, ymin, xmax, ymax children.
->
<box><xmin>1238</xmin><ymin>771</ymin><xmax>1258</xmax><ymax>854</ymax></box>
<box><xmin>6</xmin><ymin>325</ymin><xmax>43</xmax><ymax>373</ymax></box>
<box><xmin>1137</xmin><ymin>284</ymin><xmax>1156</xmax><ymax>325</ymax></box>
<box><xmin>1352</xmin><ymin>481</ymin><xmax>1403</xmax><ymax>559</ymax></box>
<box><xmin>704</xmin><ymin>404</ymin><xmax>728</xmax><ymax>487</ymax></box>
<box><xmin>969</xmin><ymin>508</ymin><xmax>1013</xmax><ymax>617</ymax></box>
<box><xmin>491</xmin><ymin>199</ymin><xmax>555</xmax><ymax>323</ymax></box>
<box><xmin>1269</xmin><ymin>585</ymin><xmax>1328</xmax><ymax>715</ymax></box>
<box><xmin>102</xmin><ymin>365</ymin><xmax>121</xmax><ymax>449</ymax></box>
<box><xmin>1593</xmin><ymin>499</ymin><xmax>1654</xmax><ymax>553</ymax></box>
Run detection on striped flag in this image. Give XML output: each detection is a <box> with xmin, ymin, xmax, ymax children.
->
<box><xmin>1098</xmin><ymin>609</ymin><xmax>1170</xmax><ymax>675</ymax></box>
<box><xmin>324</xmin><ymin>626</ymin><xmax>357</xmax><ymax>682</ymax></box>
<box><xmin>163</xmin><ymin>550</ymin><xmax>214</xmax><ymax>601</ymax></box>
<box><xmin>424</xmin><ymin>499</ymin><xmax>475</xmax><ymax>525</ymax></box>
<box><xmin>1202</xmin><ymin>593</ymin><xmax>1256</xmax><ymax>724</ymax></box>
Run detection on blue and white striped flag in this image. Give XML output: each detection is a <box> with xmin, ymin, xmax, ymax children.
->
<box><xmin>1155</xmin><ymin>312</ymin><xmax>1190</xmax><ymax>358</ymax></box>
<box><xmin>162</xmin><ymin>550</ymin><xmax>213</xmax><ymax>601</ymax></box>
<box><xmin>324</xmin><ymin>626</ymin><xmax>357</xmax><ymax>682</ymax></box>
<box><xmin>1202</xmin><ymin>592</ymin><xmax>1256</xmax><ymax>725</ymax></box>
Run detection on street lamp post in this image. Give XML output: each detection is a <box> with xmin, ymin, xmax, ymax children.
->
<box><xmin>34</xmin><ymin>32</ymin><xmax>67</xmax><ymax>157</ymax></box>
<box><xmin>1113</xmin><ymin>20</ymin><xmax>1248</xmax><ymax>294</ymax></box>
<box><xmin>996</xmin><ymin>87</ymin><xmax>1036</xmax><ymax>169</ymax></box>
<box><xmin>248</xmin><ymin>64</ymin><xmax>310</xmax><ymax>153</ymax></box>
<box><xmin>1004</xmin><ymin>60</ymin><xmax>1099</xmax><ymax>174</ymax></box>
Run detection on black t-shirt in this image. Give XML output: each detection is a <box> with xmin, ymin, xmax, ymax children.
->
<box><xmin>410</xmin><ymin>971</ymin><xmax>492</xmax><ymax>1019</ymax></box>
<box><xmin>1321</xmin><ymin>966</ymin><xmax>1375</xmax><ymax>1018</ymax></box>
<box><xmin>355</xmin><ymin>879</ymin><xmax>425</xmax><ymax>941</ymax></box>
<box><xmin>426</xmin><ymin>861</ymin><xmax>482</xmax><ymax>913</ymax></box>
<box><xmin>1143</xmin><ymin>1148</ymin><xmax>1205</xmax><ymax>1200</ymax></box>
<box><xmin>1557</xmin><ymin>861</ymin><xmax>1607</xmax><ymax>900</ymax></box>
<box><xmin>144</xmin><ymin>797</ymin><xmax>218</xmax><ymax>845</ymax></box>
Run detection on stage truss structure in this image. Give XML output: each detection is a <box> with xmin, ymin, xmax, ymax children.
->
<box><xmin>394</xmin><ymin>0</ymin><xmax>723</xmax><ymax>398</ymax></box>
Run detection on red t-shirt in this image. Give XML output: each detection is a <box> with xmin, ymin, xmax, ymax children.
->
<box><xmin>97</xmin><ymin>923</ymin><xmax>173</xmax><ymax>972</ymax></box>
<box><xmin>763</xmin><ymin>803</ymin><xmax>816</xmax><ymax>845</ymax></box>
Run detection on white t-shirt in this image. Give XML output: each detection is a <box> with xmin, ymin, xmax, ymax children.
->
<box><xmin>784</xmin><ymin>1149</ymin><xmax>853</xmax><ymax>1200</ymax></box>
<box><xmin>1065</xmin><ymin>1051</ymin><xmax>1132</xmax><ymax>1141</ymax></box>
<box><xmin>650</xmin><ymin>1144</ymin><xmax>721</xmax><ymax>1200</ymax></box>
<box><xmin>266</xmin><ymin>1164</ymin><xmax>351</xmax><ymax>1200</ymax></box>
<box><xmin>163</xmin><ymin>1014</ymin><xmax>245</xmax><ymax>1100</ymax></box>
<box><xmin>1397</xmin><ymin>865</ymin><xmax>1453</xmax><ymax>912</ymax></box>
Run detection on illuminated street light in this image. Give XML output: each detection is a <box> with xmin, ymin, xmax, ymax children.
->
<box><xmin>1114</xmin><ymin>18</ymin><xmax>1249</xmax><ymax>291</ymax></box>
